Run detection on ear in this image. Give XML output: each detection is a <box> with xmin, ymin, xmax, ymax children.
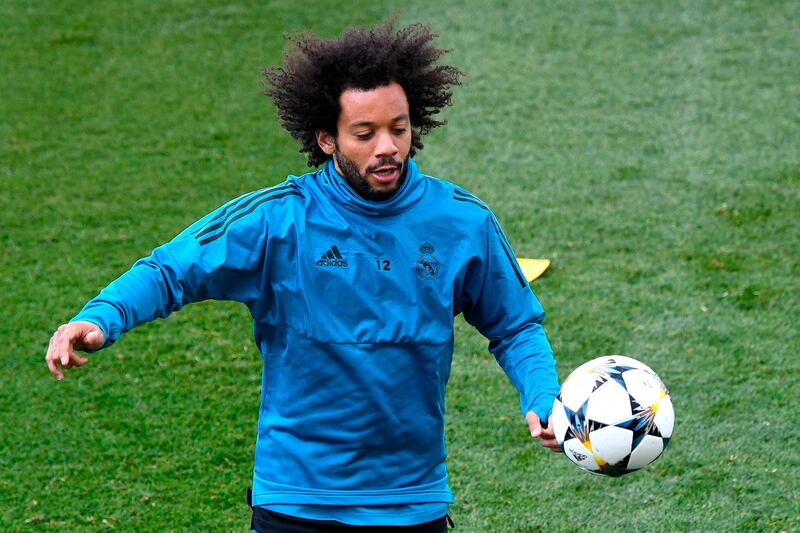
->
<box><xmin>315</xmin><ymin>130</ymin><xmax>336</xmax><ymax>156</ymax></box>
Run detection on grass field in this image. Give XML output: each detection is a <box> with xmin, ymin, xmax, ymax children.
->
<box><xmin>2</xmin><ymin>1</ymin><xmax>799</xmax><ymax>530</ymax></box>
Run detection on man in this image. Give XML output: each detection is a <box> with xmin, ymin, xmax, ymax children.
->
<box><xmin>45</xmin><ymin>21</ymin><xmax>560</xmax><ymax>531</ymax></box>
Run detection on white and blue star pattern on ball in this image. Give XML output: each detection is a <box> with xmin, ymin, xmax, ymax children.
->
<box><xmin>551</xmin><ymin>355</ymin><xmax>674</xmax><ymax>477</ymax></box>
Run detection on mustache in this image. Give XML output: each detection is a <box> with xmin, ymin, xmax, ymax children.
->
<box><xmin>366</xmin><ymin>158</ymin><xmax>402</xmax><ymax>172</ymax></box>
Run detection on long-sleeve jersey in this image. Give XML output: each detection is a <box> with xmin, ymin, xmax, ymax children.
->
<box><xmin>72</xmin><ymin>159</ymin><xmax>559</xmax><ymax>524</ymax></box>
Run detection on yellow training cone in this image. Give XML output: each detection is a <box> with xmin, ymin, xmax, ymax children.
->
<box><xmin>516</xmin><ymin>258</ymin><xmax>550</xmax><ymax>282</ymax></box>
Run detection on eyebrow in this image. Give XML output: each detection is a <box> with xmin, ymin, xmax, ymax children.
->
<box><xmin>348</xmin><ymin>114</ymin><xmax>410</xmax><ymax>129</ymax></box>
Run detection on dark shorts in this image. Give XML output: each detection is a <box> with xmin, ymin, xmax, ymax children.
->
<box><xmin>250</xmin><ymin>506</ymin><xmax>451</xmax><ymax>532</ymax></box>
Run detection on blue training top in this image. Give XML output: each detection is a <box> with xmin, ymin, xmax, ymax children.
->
<box><xmin>72</xmin><ymin>159</ymin><xmax>560</xmax><ymax>525</ymax></box>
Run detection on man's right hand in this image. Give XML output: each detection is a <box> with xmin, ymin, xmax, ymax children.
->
<box><xmin>45</xmin><ymin>321</ymin><xmax>106</xmax><ymax>380</ymax></box>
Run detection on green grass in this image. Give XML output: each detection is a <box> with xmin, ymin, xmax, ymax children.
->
<box><xmin>2</xmin><ymin>0</ymin><xmax>799</xmax><ymax>530</ymax></box>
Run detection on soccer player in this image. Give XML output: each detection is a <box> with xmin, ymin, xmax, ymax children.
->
<box><xmin>45</xmin><ymin>21</ymin><xmax>560</xmax><ymax>532</ymax></box>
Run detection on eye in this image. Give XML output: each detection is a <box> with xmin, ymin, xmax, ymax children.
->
<box><xmin>393</xmin><ymin>128</ymin><xmax>407</xmax><ymax>135</ymax></box>
<box><xmin>355</xmin><ymin>132</ymin><xmax>373</xmax><ymax>140</ymax></box>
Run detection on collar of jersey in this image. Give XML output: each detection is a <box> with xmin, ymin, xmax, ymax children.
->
<box><xmin>319</xmin><ymin>158</ymin><xmax>425</xmax><ymax>216</ymax></box>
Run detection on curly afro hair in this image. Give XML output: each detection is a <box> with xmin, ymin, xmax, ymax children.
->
<box><xmin>262</xmin><ymin>20</ymin><xmax>463</xmax><ymax>167</ymax></box>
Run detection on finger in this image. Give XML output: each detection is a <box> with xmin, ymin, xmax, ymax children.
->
<box><xmin>46</xmin><ymin>334</ymin><xmax>55</xmax><ymax>365</ymax></box>
<box><xmin>81</xmin><ymin>329</ymin><xmax>104</xmax><ymax>350</ymax></box>
<box><xmin>55</xmin><ymin>326</ymin><xmax>80</xmax><ymax>367</ymax></box>
<box><xmin>62</xmin><ymin>346</ymin><xmax>77</xmax><ymax>369</ymax></box>
<box><xmin>52</xmin><ymin>326</ymin><xmax>69</xmax><ymax>366</ymax></box>
<box><xmin>65</xmin><ymin>351</ymin><xmax>89</xmax><ymax>368</ymax></box>
<box><xmin>525</xmin><ymin>411</ymin><xmax>542</xmax><ymax>437</ymax></box>
<box><xmin>47</xmin><ymin>352</ymin><xmax>65</xmax><ymax>380</ymax></box>
<box><xmin>45</xmin><ymin>334</ymin><xmax>64</xmax><ymax>380</ymax></box>
<box><xmin>46</xmin><ymin>352</ymin><xmax>63</xmax><ymax>380</ymax></box>
<box><xmin>54</xmin><ymin>329</ymin><xmax>75</xmax><ymax>376</ymax></box>
<box><xmin>539</xmin><ymin>416</ymin><xmax>560</xmax><ymax>450</ymax></box>
<box><xmin>59</xmin><ymin>343</ymin><xmax>72</xmax><ymax>366</ymax></box>
<box><xmin>537</xmin><ymin>416</ymin><xmax>556</xmax><ymax>441</ymax></box>
<box><xmin>540</xmin><ymin>437</ymin><xmax>560</xmax><ymax>450</ymax></box>
<box><xmin>540</xmin><ymin>436</ymin><xmax>559</xmax><ymax>446</ymax></box>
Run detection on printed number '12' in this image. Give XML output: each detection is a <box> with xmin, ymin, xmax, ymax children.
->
<box><xmin>376</xmin><ymin>259</ymin><xmax>391</xmax><ymax>271</ymax></box>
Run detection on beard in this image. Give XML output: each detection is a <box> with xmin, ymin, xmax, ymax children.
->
<box><xmin>334</xmin><ymin>147</ymin><xmax>406</xmax><ymax>202</ymax></box>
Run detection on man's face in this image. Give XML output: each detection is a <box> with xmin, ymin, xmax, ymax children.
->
<box><xmin>316</xmin><ymin>82</ymin><xmax>412</xmax><ymax>201</ymax></box>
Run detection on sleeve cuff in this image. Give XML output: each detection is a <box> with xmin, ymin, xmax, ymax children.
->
<box><xmin>526</xmin><ymin>396</ymin><xmax>555</xmax><ymax>425</ymax></box>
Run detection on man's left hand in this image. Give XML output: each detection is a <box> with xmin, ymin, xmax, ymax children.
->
<box><xmin>526</xmin><ymin>411</ymin><xmax>561</xmax><ymax>452</ymax></box>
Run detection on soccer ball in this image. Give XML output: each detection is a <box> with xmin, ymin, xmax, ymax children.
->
<box><xmin>551</xmin><ymin>355</ymin><xmax>674</xmax><ymax>477</ymax></box>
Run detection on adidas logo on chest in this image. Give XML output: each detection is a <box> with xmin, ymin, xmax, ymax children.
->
<box><xmin>316</xmin><ymin>245</ymin><xmax>348</xmax><ymax>267</ymax></box>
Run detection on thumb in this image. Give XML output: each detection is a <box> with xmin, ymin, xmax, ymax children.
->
<box><xmin>526</xmin><ymin>411</ymin><xmax>542</xmax><ymax>438</ymax></box>
<box><xmin>82</xmin><ymin>328</ymin><xmax>105</xmax><ymax>349</ymax></box>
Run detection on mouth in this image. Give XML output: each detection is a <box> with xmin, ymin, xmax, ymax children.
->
<box><xmin>369</xmin><ymin>164</ymin><xmax>401</xmax><ymax>184</ymax></box>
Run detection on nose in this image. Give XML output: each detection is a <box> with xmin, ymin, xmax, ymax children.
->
<box><xmin>374</xmin><ymin>131</ymin><xmax>399</xmax><ymax>159</ymax></box>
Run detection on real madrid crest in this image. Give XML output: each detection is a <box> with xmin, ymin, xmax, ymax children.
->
<box><xmin>415</xmin><ymin>242</ymin><xmax>440</xmax><ymax>280</ymax></box>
